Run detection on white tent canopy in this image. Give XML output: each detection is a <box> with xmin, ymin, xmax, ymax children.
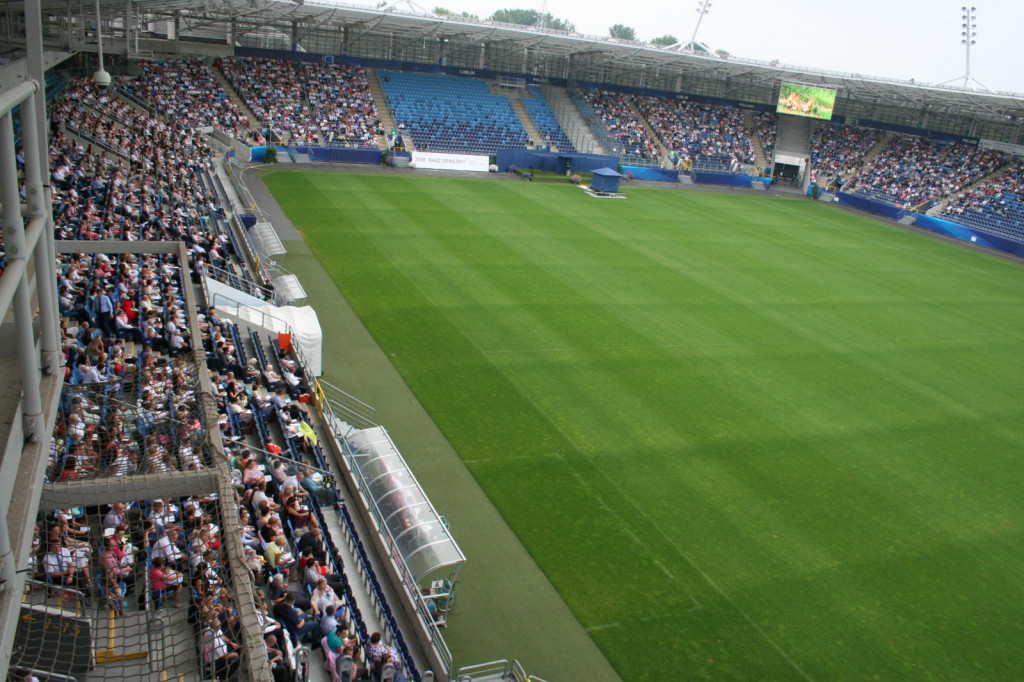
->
<box><xmin>205</xmin><ymin>276</ymin><xmax>323</xmax><ymax>375</ymax></box>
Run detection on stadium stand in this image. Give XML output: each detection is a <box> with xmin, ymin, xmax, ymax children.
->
<box><xmin>120</xmin><ymin>56</ymin><xmax>246</xmax><ymax>135</ymax></box>
<box><xmin>378</xmin><ymin>70</ymin><xmax>529</xmax><ymax>155</ymax></box>
<box><xmin>578</xmin><ymin>88</ymin><xmax>660</xmax><ymax>161</ymax></box>
<box><xmin>942</xmin><ymin>159</ymin><xmax>1024</xmax><ymax>239</ymax></box>
<box><xmin>752</xmin><ymin>111</ymin><xmax>777</xmax><ymax>167</ymax></box>
<box><xmin>217</xmin><ymin>57</ymin><xmax>383</xmax><ymax>148</ymax></box>
<box><xmin>809</xmin><ymin>124</ymin><xmax>883</xmax><ymax>186</ymax></box>
<box><xmin>521</xmin><ymin>84</ymin><xmax>575</xmax><ymax>152</ymax></box>
<box><xmin>634</xmin><ymin>95</ymin><xmax>756</xmax><ymax>169</ymax></box>
<box><xmin>10</xmin><ymin>64</ymin><xmax>428</xmax><ymax>681</ymax></box>
<box><xmin>854</xmin><ymin>134</ymin><xmax>1007</xmax><ymax>206</ymax></box>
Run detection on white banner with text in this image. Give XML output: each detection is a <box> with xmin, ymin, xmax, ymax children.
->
<box><xmin>409</xmin><ymin>152</ymin><xmax>490</xmax><ymax>172</ymax></box>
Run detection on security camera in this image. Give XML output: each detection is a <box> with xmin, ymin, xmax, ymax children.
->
<box><xmin>93</xmin><ymin>68</ymin><xmax>111</xmax><ymax>88</ymax></box>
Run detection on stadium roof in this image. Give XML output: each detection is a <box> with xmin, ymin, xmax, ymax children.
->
<box><xmin>8</xmin><ymin>0</ymin><xmax>1024</xmax><ymax>123</ymax></box>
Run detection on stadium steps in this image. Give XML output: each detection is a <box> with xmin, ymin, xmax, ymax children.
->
<box><xmin>932</xmin><ymin>163</ymin><xmax>1012</xmax><ymax>215</ymax></box>
<box><xmin>541</xmin><ymin>85</ymin><xmax>607</xmax><ymax>155</ymax></box>
<box><xmin>367</xmin><ymin>70</ymin><xmax>407</xmax><ymax>150</ymax></box>
<box><xmin>841</xmin><ymin>132</ymin><xmax>892</xmax><ymax>191</ymax></box>
<box><xmin>858</xmin><ymin>132</ymin><xmax>892</xmax><ymax>167</ymax></box>
<box><xmin>507</xmin><ymin>96</ymin><xmax>547</xmax><ymax>150</ymax></box>
<box><xmin>775</xmin><ymin>115</ymin><xmax>813</xmax><ymax>156</ymax></box>
<box><xmin>744</xmin><ymin>110</ymin><xmax>769</xmax><ymax>168</ymax></box>
<box><xmin>626</xmin><ymin>96</ymin><xmax>670</xmax><ymax>161</ymax></box>
<box><xmin>212</xmin><ymin>63</ymin><xmax>261</xmax><ymax>129</ymax></box>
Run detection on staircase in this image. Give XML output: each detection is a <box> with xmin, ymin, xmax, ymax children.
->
<box><xmin>842</xmin><ymin>132</ymin><xmax>892</xmax><ymax>189</ymax></box>
<box><xmin>927</xmin><ymin>162</ymin><xmax>1008</xmax><ymax>216</ymax></box>
<box><xmin>508</xmin><ymin>96</ymin><xmax>545</xmax><ymax>149</ymax></box>
<box><xmin>542</xmin><ymin>86</ymin><xmax>606</xmax><ymax>155</ymax></box>
<box><xmin>861</xmin><ymin>132</ymin><xmax>892</xmax><ymax>166</ymax></box>
<box><xmin>367</xmin><ymin>70</ymin><xmax>405</xmax><ymax>150</ymax></box>
<box><xmin>212</xmin><ymin>64</ymin><xmax>260</xmax><ymax>130</ymax></box>
<box><xmin>775</xmin><ymin>115</ymin><xmax>813</xmax><ymax>156</ymax></box>
<box><xmin>627</xmin><ymin>97</ymin><xmax>670</xmax><ymax>161</ymax></box>
<box><xmin>744</xmin><ymin>110</ymin><xmax>768</xmax><ymax>169</ymax></box>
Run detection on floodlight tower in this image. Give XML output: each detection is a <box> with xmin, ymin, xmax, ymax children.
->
<box><xmin>961</xmin><ymin>6</ymin><xmax>977</xmax><ymax>89</ymax></box>
<box><xmin>688</xmin><ymin>0</ymin><xmax>712</xmax><ymax>52</ymax></box>
<box><xmin>941</xmin><ymin>6</ymin><xmax>988</xmax><ymax>90</ymax></box>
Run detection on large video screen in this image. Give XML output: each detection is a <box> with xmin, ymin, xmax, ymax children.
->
<box><xmin>776</xmin><ymin>83</ymin><xmax>837</xmax><ymax>120</ymax></box>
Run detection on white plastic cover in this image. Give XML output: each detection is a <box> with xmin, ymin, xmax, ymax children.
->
<box><xmin>205</xmin><ymin>277</ymin><xmax>323</xmax><ymax>376</ymax></box>
<box><xmin>347</xmin><ymin>427</ymin><xmax>465</xmax><ymax>584</ymax></box>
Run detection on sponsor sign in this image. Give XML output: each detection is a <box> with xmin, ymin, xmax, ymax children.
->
<box><xmin>979</xmin><ymin>138</ymin><xmax>1024</xmax><ymax>155</ymax></box>
<box><xmin>410</xmin><ymin>152</ymin><xmax>490</xmax><ymax>172</ymax></box>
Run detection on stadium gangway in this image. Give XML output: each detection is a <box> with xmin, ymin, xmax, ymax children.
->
<box><xmin>249</xmin><ymin>221</ymin><xmax>287</xmax><ymax>257</ymax></box>
<box><xmin>203</xmin><ymin>262</ymin><xmax>276</xmax><ymax>301</ymax></box>
<box><xmin>317</xmin><ymin>378</ymin><xmax>378</xmax><ymax>433</ymax></box>
<box><xmin>114</xmin><ymin>86</ymin><xmax>158</xmax><ymax>118</ymax></box>
<box><xmin>455</xmin><ymin>658</ymin><xmax>551</xmax><ymax>682</ymax></box>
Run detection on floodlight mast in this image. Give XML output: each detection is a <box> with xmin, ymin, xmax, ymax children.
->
<box><xmin>962</xmin><ymin>5</ymin><xmax>976</xmax><ymax>89</ymax></box>
<box><xmin>940</xmin><ymin>6</ymin><xmax>988</xmax><ymax>91</ymax></box>
<box><xmin>687</xmin><ymin>0</ymin><xmax>712</xmax><ymax>52</ymax></box>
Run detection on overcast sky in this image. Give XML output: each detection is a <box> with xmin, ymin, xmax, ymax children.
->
<box><xmin>422</xmin><ymin>0</ymin><xmax>1022</xmax><ymax>94</ymax></box>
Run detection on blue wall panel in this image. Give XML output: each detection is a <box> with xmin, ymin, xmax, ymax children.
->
<box><xmin>914</xmin><ymin>215</ymin><xmax>1024</xmax><ymax>257</ymax></box>
<box><xmin>836</xmin><ymin>191</ymin><xmax>908</xmax><ymax>221</ymax></box>
<box><xmin>621</xmin><ymin>166</ymin><xmax>679</xmax><ymax>182</ymax></box>
<box><xmin>692</xmin><ymin>172</ymin><xmax>757</xmax><ymax>187</ymax></box>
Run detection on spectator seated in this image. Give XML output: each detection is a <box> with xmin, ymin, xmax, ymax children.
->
<box><xmin>218</xmin><ymin>58</ymin><xmax>382</xmax><ymax>148</ymax></box>
<box><xmin>634</xmin><ymin>95</ymin><xmax>755</xmax><ymax>169</ymax></box>
<box><xmin>810</xmin><ymin>124</ymin><xmax>882</xmax><ymax>185</ymax></box>
<box><xmin>855</xmin><ymin>134</ymin><xmax>1006</xmax><ymax>206</ymax></box>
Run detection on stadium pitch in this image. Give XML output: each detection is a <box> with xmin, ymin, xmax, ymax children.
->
<box><xmin>263</xmin><ymin>170</ymin><xmax>1024</xmax><ymax>681</ymax></box>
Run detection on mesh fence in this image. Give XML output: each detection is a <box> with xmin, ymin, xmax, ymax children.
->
<box><xmin>15</xmin><ymin>490</ymin><xmax>254</xmax><ymax>681</ymax></box>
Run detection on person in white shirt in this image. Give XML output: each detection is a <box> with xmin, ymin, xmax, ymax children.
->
<box><xmin>153</xmin><ymin>529</ymin><xmax>185</xmax><ymax>568</ymax></box>
<box><xmin>44</xmin><ymin>542</ymin><xmax>75</xmax><ymax>585</ymax></box>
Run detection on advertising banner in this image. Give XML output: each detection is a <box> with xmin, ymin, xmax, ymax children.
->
<box><xmin>410</xmin><ymin>152</ymin><xmax>490</xmax><ymax>172</ymax></box>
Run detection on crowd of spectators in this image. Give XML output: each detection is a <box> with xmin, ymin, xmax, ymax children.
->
<box><xmin>855</xmin><ymin>134</ymin><xmax>1006</xmax><ymax>205</ymax></box>
<box><xmin>218</xmin><ymin>57</ymin><xmax>383</xmax><ymax>147</ymax></box>
<box><xmin>49</xmin><ymin>79</ymin><xmax>230</xmax><ymax>266</ymax></box>
<box><xmin>635</xmin><ymin>96</ymin><xmax>756</xmax><ymax>168</ymax></box>
<box><xmin>579</xmin><ymin>89</ymin><xmax>660</xmax><ymax>161</ymax></box>
<box><xmin>943</xmin><ymin>159</ymin><xmax>1024</xmax><ymax>222</ymax></box>
<box><xmin>809</xmin><ymin>124</ymin><xmax>883</xmax><ymax>185</ymax></box>
<box><xmin>53</xmin><ymin>252</ymin><xmax>202</xmax><ymax>480</ymax></box>
<box><xmin>122</xmin><ymin>57</ymin><xmax>247</xmax><ymax>135</ymax></box>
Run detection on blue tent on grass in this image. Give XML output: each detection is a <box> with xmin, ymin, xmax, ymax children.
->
<box><xmin>591</xmin><ymin>167</ymin><xmax>623</xmax><ymax>193</ymax></box>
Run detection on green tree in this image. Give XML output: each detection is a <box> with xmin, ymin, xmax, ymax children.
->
<box><xmin>434</xmin><ymin>6</ymin><xmax>479</xmax><ymax>19</ymax></box>
<box><xmin>489</xmin><ymin>8</ymin><xmax>574</xmax><ymax>31</ymax></box>
<box><xmin>609</xmin><ymin>24</ymin><xmax>636</xmax><ymax>40</ymax></box>
<box><xmin>490</xmin><ymin>8</ymin><xmax>538</xmax><ymax>24</ymax></box>
<box><xmin>650</xmin><ymin>34</ymin><xmax>678</xmax><ymax>46</ymax></box>
<box><xmin>715</xmin><ymin>48</ymin><xmax>731</xmax><ymax>59</ymax></box>
<box><xmin>545</xmin><ymin>14</ymin><xmax>574</xmax><ymax>31</ymax></box>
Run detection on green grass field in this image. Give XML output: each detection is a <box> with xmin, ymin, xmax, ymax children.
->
<box><xmin>263</xmin><ymin>171</ymin><xmax>1024</xmax><ymax>681</ymax></box>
